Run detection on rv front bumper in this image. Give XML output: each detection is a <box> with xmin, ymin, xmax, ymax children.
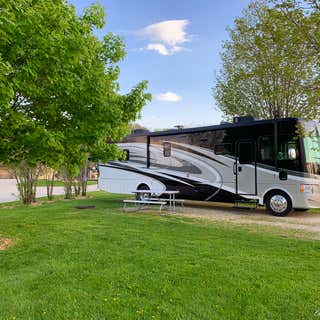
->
<box><xmin>293</xmin><ymin>184</ymin><xmax>320</xmax><ymax>209</ymax></box>
<box><xmin>305</xmin><ymin>197</ymin><xmax>320</xmax><ymax>208</ymax></box>
<box><xmin>303</xmin><ymin>186</ymin><xmax>320</xmax><ymax>208</ymax></box>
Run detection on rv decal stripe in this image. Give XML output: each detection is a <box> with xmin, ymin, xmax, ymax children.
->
<box><xmin>166</xmin><ymin>142</ymin><xmax>229</xmax><ymax>167</ymax></box>
<box><xmin>158</xmin><ymin>172</ymin><xmax>204</xmax><ymax>185</ymax></box>
<box><xmin>100</xmin><ymin>163</ymin><xmax>195</xmax><ymax>187</ymax></box>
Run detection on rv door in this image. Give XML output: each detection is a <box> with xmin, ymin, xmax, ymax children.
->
<box><xmin>235</xmin><ymin>140</ymin><xmax>257</xmax><ymax>195</ymax></box>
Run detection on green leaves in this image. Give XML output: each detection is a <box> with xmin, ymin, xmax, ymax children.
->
<box><xmin>82</xmin><ymin>3</ymin><xmax>106</xmax><ymax>29</ymax></box>
<box><xmin>214</xmin><ymin>1</ymin><xmax>320</xmax><ymax>121</ymax></box>
<box><xmin>0</xmin><ymin>0</ymin><xmax>150</xmax><ymax>187</ymax></box>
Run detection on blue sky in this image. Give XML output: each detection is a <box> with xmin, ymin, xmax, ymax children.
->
<box><xmin>71</xmin><ymin>0</ymin><xmax>251</xmax><ymax>130</ymax></box>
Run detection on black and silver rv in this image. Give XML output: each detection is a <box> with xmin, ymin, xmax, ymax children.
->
<box><xmin>99</xmin><ymin>117</ymin><xmax>320</xmax><ymax>216</ymax></box>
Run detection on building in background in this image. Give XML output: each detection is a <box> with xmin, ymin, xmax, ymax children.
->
<box><xmin>0</xmin><ymin>165</ymin><xmax>13</xmax><ymax>179</ymax></box>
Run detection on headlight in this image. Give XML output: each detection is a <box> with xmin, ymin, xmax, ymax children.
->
<box><xmin>300</xmin><ymin>184</ymin><xmax>315</xmax><ymax>194</ymax></box>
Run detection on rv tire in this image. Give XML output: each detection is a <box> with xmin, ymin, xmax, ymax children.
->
<box><xmin>136</xmin><ymin>184</ymin><xmax>150</xmax><ymax>201</ymax></box>
<box><xmin>265</xmin><ymin>191</ymin><xmax>292</xmax><ymax>217</ymax></box>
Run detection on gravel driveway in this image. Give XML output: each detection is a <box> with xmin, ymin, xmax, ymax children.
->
<box><xmin>176</xmin><ymin>201</ymin><xmax>320</xmax><ymax>239</ymax></box>
<box><xmin>0</xmin><ymin>179</ymin><xmax>98</xmax><ymax>203</ymax></box>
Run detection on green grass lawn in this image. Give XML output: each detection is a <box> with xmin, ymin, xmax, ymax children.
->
<box><xmin>36</xmin><ymin>179</ymin><xmax>97</xmax><ymax>187</ymax></box>
<box><xmin>0</xmin><ymin>192</ymin><xmax>320</xmax><ymax>320</ymax></box>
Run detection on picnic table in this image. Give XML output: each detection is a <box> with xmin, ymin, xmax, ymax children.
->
<box><xmin>123</xmin><ymin>189</ymin><xmax>181</xmax><ymax>212</ymax></box>
<box><xmin>155</xmin><ymin>190</ymin><xmax>180</xmax><ymax>211</ymax></box>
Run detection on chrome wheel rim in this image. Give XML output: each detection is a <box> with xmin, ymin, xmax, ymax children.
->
<box><xmin>141</xmin><ymin>192</ymin><xmax>149</xmax><ymax>200</ymax></box>
<box><xmin>270</xmin><ymin>195</ymin><xmax>287</xmax><ymax>213</ymax></box>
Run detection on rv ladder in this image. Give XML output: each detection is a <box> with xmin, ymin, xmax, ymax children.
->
<box><xmin>234</xmin><ymin>199</ymin><xmax>258</xmax><ymax>210</ymax></box>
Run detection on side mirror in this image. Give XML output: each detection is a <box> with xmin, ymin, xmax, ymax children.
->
<box><xmin>288</xmin><ymin>148</ymin><xmax>297</xmax><ymax>160</ymax></box>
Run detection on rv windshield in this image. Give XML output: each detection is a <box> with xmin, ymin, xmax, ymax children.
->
<box><xmin>303</xmin><ymin>121</ymin><xmax>320</xmax><ymax>165</ymax></box>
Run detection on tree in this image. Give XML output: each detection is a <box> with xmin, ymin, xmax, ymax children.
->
<box><xmin>62</xmin><ymin>81</ymin><xmax>151</xmax><ymax>198</ymax></box>
<box><xmin>274</xmin><ymin>0</ymin><xmax>320</xmax><ymax>104</ymax></box>
<box><xmin>128</xmin><ymin>123</ymin><xmax>149</xmax><ymax>133</ymax></box>
<box><xmin>214</xmin><ymin>1</ymin><xmax>319</xmax><ymax>120</ymax></box>
<box><xmin>0</xmin><ymin>0</ymin><xmax>151</xmax><ymax>203</ymax></box>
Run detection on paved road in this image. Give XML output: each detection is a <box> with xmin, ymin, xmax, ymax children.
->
<box><xmin>0</xmin><ymin>179</ymin><xmax>98</xmax><ymax>203</ymax></box>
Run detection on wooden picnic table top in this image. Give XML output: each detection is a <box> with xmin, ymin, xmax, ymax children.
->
<box><xmin>159</xmin><ymin>190</ymin><xmax>179</xmax><ymax>194</ymax></box>
<box><xmin>132</xmin><ymin>190</ymin><xmax>179</xmax><ymax>194</ymax></box>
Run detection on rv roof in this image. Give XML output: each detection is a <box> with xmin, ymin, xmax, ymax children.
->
<box><xmin>147</xmin><ymin>117</ymin><xmax>299</xmax><ymax>137</ymax></box>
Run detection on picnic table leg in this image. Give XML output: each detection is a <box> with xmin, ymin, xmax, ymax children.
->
<box><xmin>173</xmin><ymin>194</ymin><xmax>176</xmax><ymax>212</ymax></box>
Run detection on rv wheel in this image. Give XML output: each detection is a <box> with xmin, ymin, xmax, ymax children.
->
<box><xmin>265</xmin><ymin>191</ymin><xmax>292</xmax><ymax>217</ymax></box>
<box><xmin>136</xmin><ymin>184</ymin><xmax>150</xmax><ymax>201</ymax></box>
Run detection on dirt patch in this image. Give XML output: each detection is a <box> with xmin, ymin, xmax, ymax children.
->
<box><xmin>75</xmin><ymin>205</ymin><xmax>96</xmax><ymax>209</ymax></box>
<box><xmin>30</xmin><ymin>202</ymin><xmax>42</xmax><ymax>206</ymax></box>
<box><xmin>174</xmin><ymin>202</ymin><xmax>320</xmax><ymax>240</ymax></box>
<box><xmin>0</xmin><ymin>238</ymin><xmax>14</xmax><ymax>251</ymax></box>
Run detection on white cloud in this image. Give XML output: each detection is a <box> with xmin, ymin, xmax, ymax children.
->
<box><xmin>171</xmin><ymin>46</ymin><xmax>186</xmax><ymax>54</ymax></box>
<box><xmin>146</xmin><ymin>43</ymin><xmax>187</xmax><ymax>56</ymax></box>
<box><xmin>155</xmin><ymin>92</ymin><xmax>182</xmax><ymax>102</ymax></box>
<box><xmin>147</xmin><ymin>43</ymin><xmax>170</xmax><ymax>55</ymax></box>
<box><xmin>138</xmin><ymin>20</ymin><xmax>190</xmax><ymax>45</ymax></box>
<box><xmin>137</xmin><ymin>20</ymin><xmax>190</xmax><ymax>55</ymax></box>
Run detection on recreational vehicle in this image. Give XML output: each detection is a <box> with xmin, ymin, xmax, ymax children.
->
<box><xmin>99</xmin><ymin>117</ymin><xmax>320</xmax><ymax>216</ymax></box>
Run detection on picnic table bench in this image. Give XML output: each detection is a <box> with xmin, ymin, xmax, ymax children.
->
<box><xmin>123</xmin><ymin>189</ymin><xmax>182</xmax><ymax>212</ymax></box>
<box><xmin>148</xmin><ymin>198</ymin><xmax>185</xmax><ymax>207</ymax></box>
<box><xmin>123</xmin><ymin>199</ymin><xmax>167</xmax><ymax>211</ymax></box>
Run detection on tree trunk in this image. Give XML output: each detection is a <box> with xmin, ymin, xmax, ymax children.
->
<box><xmin>73</xmin><ymin>181</ymin><xmax>81</xmax><ymax>197</ymax></box>
<box><xmin>12</xmin><ymin>161</ymin><xmax>40</xmax><ymax>204</ymax></box>
<box><xmin>46</xmin><ymin>172</ymin><xmax>55</xmax><ymax>201</ymax></box>
<box><xmin>43</xmin><ymin>166</ymin><xmax>55</xmax><ymax>200</ymax></box>
<box><xmin>64</xmin><ymin>179</ymin><xmax>73</xmax><ymax>199</ymax></box>
<box><xmin>80</xmin><ymin>162</ymin><xmax>88</xmax><ymax>197</ymax></box>
<box><xmin>59</xmin><ymin>167</ymin><xmax>74</xmax><ymax>199</ymax></box>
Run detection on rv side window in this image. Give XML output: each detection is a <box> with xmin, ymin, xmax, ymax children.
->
<box><xmin>277</xmin><ymin>135</ymin><xmax>300</xmax><ymax>171</ymax></box>
<box><xmin>238</xmin><ymin>142</ymin><xmax>254</xmax><ymax>164</ymax></box>
<box><xmin>214</xmin><ymin>143</ymin><xmax>232</xmax><ymax>155</ymax></box>
<box><xmin>123</xmin><ymin>149</ymin><xmax>130</xmax><ymax>161</ymax></box>
<box><xmin>163</xmin><ymin>142</ymin><xmax>171</xmax><ymax>157</ymax></box>
<box><xmin>200</xmin><ymin>138</ymin><xmax>208</xmax><ymax>148</ymax></box>
<box><xmin>278</xmin><ymin>138</ymin><xmax>298</xmax><ymax>161</ymax></box>
<box><xmin>258</xmin><ymin>136</ymin><xmax>274</xmax><ymax>166</ymax></box>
